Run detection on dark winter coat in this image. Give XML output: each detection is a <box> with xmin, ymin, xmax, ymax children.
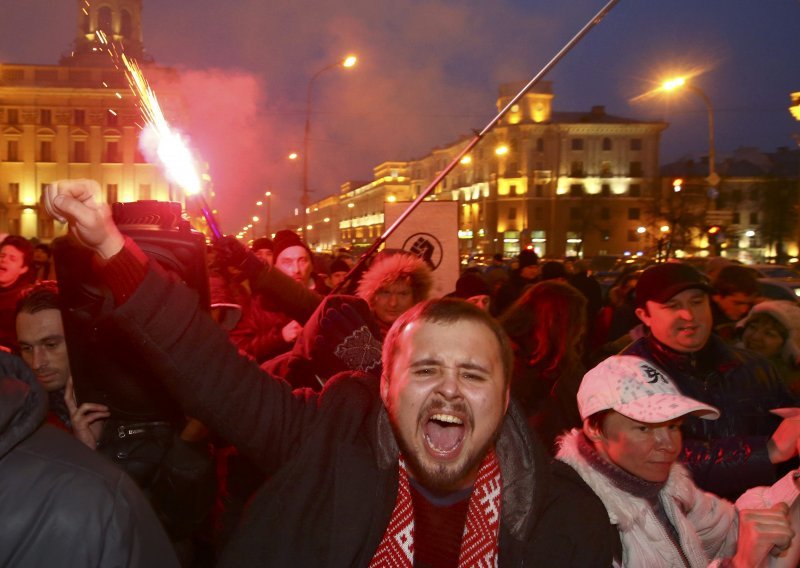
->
<box><xmin>622</xmin><ymin>333</ymin><xmax>797</xmax><ymax>499</ymax></box>
<box><xmin>0</xmin><ymin>352</ymin><xmax>177</xmax><ymax>567</ymax></box>
<box><xmin>111</xmin><ymin>266</ymin><xmax>619</xmax><ymax>567</ymax></box>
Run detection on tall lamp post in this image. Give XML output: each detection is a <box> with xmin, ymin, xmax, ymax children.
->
<box><xmin>301</xmin><ymin>54</ymin><xmax>357</xmax><ymax>242</ymax></box>
<box><xmin>257</xmin><ymin>189</ymin><xmax>272</xmax><ymax>237</ymax></box>
<box><xmin>659</xmin><ymin>77</ymin><xmax>720</xmax><ymax>206</ymax></box>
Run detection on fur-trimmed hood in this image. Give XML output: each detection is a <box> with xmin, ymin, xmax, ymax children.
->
<box><xmin>357</xmin><ymin>252</ymin><xmax>433</xmax><ymax>304</ymax></box>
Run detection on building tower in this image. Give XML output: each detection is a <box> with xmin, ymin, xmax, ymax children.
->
<box><xmin>62</xmin><ymin>0</ymin><xmax>147</xmax><ymax>66</ymax></box>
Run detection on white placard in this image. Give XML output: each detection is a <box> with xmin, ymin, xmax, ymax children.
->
<box><xmin>384</xmin><ymin>201</ymin><xmax>459</xmax><ymax>299</ymax></box>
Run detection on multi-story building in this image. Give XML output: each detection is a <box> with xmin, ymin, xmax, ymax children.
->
<box><xmin>306</xmin><ymin>81</ymin><xmax>667</xmax><ymax>258</ymax></box>
<box><xmin>0</xmin><ymin>0</ymin><xmax>180</xmax><ymax>241</ymax></box>
<box><xmin>661</xmin><ymin>147</ymin><xmax>800</xmax><ymax>262</ymax></box>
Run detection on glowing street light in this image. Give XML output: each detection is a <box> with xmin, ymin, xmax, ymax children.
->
<box><xmin>495</xmin><ymin>145</ymin><xmax>509</xmax><ymax>156</ymax></box>
<box><xmin>657</xmin><ymin>76</ymin><xmax>719</xmax><ymax>200</ymax></box>
<box><xmin>302</xmin><ymin>54</ymin><xmax>358</xmax><ymax>243</ymax></box>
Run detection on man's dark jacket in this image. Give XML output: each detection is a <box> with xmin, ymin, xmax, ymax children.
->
<box><xmin>623</xmin><ymin>333</ymin><xmax>796</xmax><ymax>498</ymax></box>
<box><xmin>0</xmin><ymin>352</ymin><xmax>177</xmax><ymax>567</ymax></box>
<box><xmin>112</xmin><ymin>266</ymin><xmax>618</xmax><ymax>566</ymax></box>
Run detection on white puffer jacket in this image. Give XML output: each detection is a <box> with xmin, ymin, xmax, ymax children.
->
<box><xmin>556</xmin><ymin>429</ymin><xmax>738</xmax><ymax>567</ymax></box>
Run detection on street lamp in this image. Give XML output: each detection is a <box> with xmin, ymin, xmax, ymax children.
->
<box><xmin>659</xmin><ymin>77</ymin><xmax>720</xmax><ymax>205</ymax></box>
<box><xmin>301</xmin><ymin>54</ymin><xmax>358</xmax><ymax>243</ymax></box>
<box><xmin>264</xmin><ymin>190</ymin><xmax>272</xmax><ymax>237</ymax></box>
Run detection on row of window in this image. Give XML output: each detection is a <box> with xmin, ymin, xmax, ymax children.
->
<box><xmin>570</xmin><ymin>137</ymin><xmax>643</xmax><ymax>152</ymax></box>
<box><xmin>4</xmin><ymin>108</ymin><xmax>123</xmax><ymax>127</ymax></box>
<box><xmin>3</xmin><ymin>182</ymin><xmax>151</xmax><ymax>205</ymax></box>
<box><xmin>570</xmin><ymin>161</ymin><xmax>643</xmax><ymax>177</ymax></box>
<box><xmin>2</xmin><ymin>140</ymin><xmax>144</xmax><ymax>163</ymax></box>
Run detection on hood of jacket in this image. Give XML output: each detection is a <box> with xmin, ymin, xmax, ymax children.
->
<box><xmin>0</xmin><ymin>353</ymin><xmax>47</xmax><ymax>459</ymax></box>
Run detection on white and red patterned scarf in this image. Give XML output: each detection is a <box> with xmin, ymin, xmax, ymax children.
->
<box><xmin>369</xmin><ymin>450</ymin><xmax>502</xmax><ymax>568</ymax></box>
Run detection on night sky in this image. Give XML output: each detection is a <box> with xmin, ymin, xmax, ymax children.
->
<box><xmin>2</xmin><ymin>1</ymin><xmax>799</xmax><ymax>233</ymax></box>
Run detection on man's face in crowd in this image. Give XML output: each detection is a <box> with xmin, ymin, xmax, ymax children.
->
<box><xmin>0</xmin><ymin>244</ymin><xmax>28</xmax><ymax>287</ymax></box>
<box><xmin>520</xmin><ymin>264</ymin><xmax>539</xmax><ymax>280</ymax></box>
<box><xmin>742</xmin><ymin>314</ymin><xmax>785</xmax><ymax>359</ymax></box>
<box><xmin>372</xmin><ymin>280</ymin><xmax>415</xmax><ymax>326</ymax></box>
<box><xmin>466</xmin><ymin>294</ymin><xmax>491</xmax><ymax>312</ymax></box>
<box><xmin>253</xmin><ymin>248</ymin><xmax>274</xmax><ymax>267</ymax></box>
<box><xmin>587</xmin><ymin>411</ymin><xmax>682</xmax><ymax>483</ymax></box>
<box><xmin>276</xmin><ymin>246</ymin><xmax>312</xmax><ymax>285</ymax></box>
<box><xmin>712</xmin><ymin>292</ymin><xmax>756</xmax><ymax>322</ymax></box>
<box><xmin>381</xmin><ymin>318</ymin><xmax>509</xmax><ymax>493</ymax></box>
<box><xmin>16</xmin><ymin>309</ymin><xmax>70</xmax><ymax>392</ymax></box>
<box><xmin>635</xmin><ymin>288</ymin><xmax>712</xmax><ymax>353</ymax></box>
<box><xmin>328</xmin><ymin>271</ymin><xmax>348</xmax><ymax>288</ymax></box>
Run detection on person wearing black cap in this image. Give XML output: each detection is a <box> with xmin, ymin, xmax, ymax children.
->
<box><xmin>448</xmin><ymin>269</ymin><xmax>491</xmax><ymax>312</ymax></box>
<box><xmin>492</xmin><ymin>249</ymin><xmax>539</xmax><ymax>317</ymax></box>
<box><xmin>621</xmin><ymin>262</ymin><xmax>799</xmax><ymax>499</ymax></box>
<box><xmin>250</xmin><ymin>237</ymin><xmax>274</xmax><ymax>267</ymax></box>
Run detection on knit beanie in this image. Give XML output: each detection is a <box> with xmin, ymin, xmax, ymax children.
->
<box><xmin>329</xmin><ymin>258</ymin><xmax>350</xmax><ymax>275</ymax></box>
<box><xmin>518</xmin><ymin>250</ymin><xmax>539</xmax><ymax>269</ymax></box>
<box><xmin>738</xmin><ymin>300</ymin><xmax>800</xmax><ymax>364</ymax></box>
<box><xmin>452</xmin><ymin>271</ymin><xmax>490</xmax><ymax>299</ymax></box>
<box><xmin>272</xmin><ymin>230</ymin><xmax>311</xmax><ymax>262</ymax></box>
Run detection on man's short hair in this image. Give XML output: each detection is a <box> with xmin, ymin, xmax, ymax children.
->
<box><xmin>251</xmin><ymin>237</ymin><xmax>274</xmax><ymax>252</ymax></box>
<box><xmin>381</xmin><ymin>298</ymin><xmax>514</xmax><ymax>386</ymax></box>
<box><xmin>16</xmin><ymin>281</ymin><xmax>60</xmax><ymax>316</ymax></box>
<box><xmin>712</xmin><ymin>265</ymin><xmax>759</xmax><ymax>297</ymax></box>
<box><xmin>1</xmin><ymin>235</ymin><xmax>33</xmax><ymax>267</ymax></box>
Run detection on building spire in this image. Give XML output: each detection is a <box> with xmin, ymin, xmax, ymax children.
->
<box><xmin>62</xmin><ymin>0</ymin><xmax>148</xmax><ymax>66</ymax></box>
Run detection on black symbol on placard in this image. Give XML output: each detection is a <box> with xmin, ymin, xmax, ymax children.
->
<box><xmin>402</xmin><ymin>233</ymin><xmax>443</xmax><ymax>270</ymax></box>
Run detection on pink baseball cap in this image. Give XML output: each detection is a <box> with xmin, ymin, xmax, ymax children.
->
<box><xmin>578</xmin><ymin>355</ymin><xmax>720</xmax><ymax>422</ymax></box>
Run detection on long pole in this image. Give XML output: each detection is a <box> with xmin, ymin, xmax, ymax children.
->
<box><xmin>332</xmin><ymin>0</ymin><xmax>622</xmax><ymax>294</ymax></box>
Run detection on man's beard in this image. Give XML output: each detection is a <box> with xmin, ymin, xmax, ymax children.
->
<box><xmin>390</xmin><ymin>401</ymin><xmax>504</xmax><ymax>494</ymax></box>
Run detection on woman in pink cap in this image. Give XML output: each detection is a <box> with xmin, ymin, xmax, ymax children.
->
<box><xmin>557</xmin><ymin>355</ymin><xmax>800</xmax><ymax>567</ymax></box>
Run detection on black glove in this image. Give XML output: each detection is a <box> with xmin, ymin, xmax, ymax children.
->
<box><xmin>314</xmin><ymin>299</ymin><xmax>383</xmax><ymax>375</ymax></box>
<box><xmin>213</xmin><ymin>235</ymin><xmax>263</xmax><ymax>282</ymax></box>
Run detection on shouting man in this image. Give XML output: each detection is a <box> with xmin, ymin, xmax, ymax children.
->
<box><xmin>44</xmin><ymin>179</ymin><xmax>616</xmax><ymax>566</ymax></box>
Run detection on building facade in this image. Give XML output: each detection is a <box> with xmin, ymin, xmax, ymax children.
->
<box><xmin>0</xmin><ymin>0</ymin><xmax>180</xmax><ymax>241</ymax></box>
<box><xmin>303</xmin><ymin>82</ymin><xmax>667</xmax><ymax>259</ymax></box>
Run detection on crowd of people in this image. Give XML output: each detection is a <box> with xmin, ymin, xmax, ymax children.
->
<box><xmin>2</xmin><ymin>176</ymin><xmax>800</xmax><ymax>566</ymax></box>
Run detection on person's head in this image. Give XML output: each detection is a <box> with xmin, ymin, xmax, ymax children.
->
<box><xmin>738</xmin><ymin>300</ymin><xmax>800</xmax><ymax>364</ymax></box>
<box><xmin>539</xmin><ymin>260</ymin><xmax>568</xmax><ymax>282</ymax></box>
<box><xmin>15</xmin><ymin>281</ymin><xmax>70</xmax><ymax>393</ymax></box>
<box><xmin>492</xmin><ymin>253</ymin><xmax>504</xmax><ymax>265</ymax></box>
<box><xmin>357</xmin><ymin>252</ymin><xmax>433</xmax><ymax>328</ymax></box>
<box><xmin>32</xmin><ymin>243</ymin><xmax>51</xmax><ymax>264</ymax></box>
<box><xmin>327</xmin><ymin>258</ymin><xmax>350</xmax><ymax>289</ymax></box>
<box><xmin>450</xmin><ymin>270</ymin><xmax>491</xmax><ymax>312</ymax></box>
<box><xmin>711</xmin><ymin>265</ymin><xmax>759</xmax><ymax>322</ymax></box>
<box><xmin>272</xmin><ymin>230</ymin><xmax>313</xmax><ymax>285</ymax></box>
<box><xmin>380</xmin><ymin>298</ymin><xmax>513</xmax><ymax>493</ymax></box>
<box><xmin>0</xmin><ymin>235</ymin><xmax>33</xmax><ymax>288</ymax></box>
<box><xmin>634</xmin><ymin>263</ymin><xmax>714</xmax><ymax>353</ymax></box>
<box><xmin>578</xmin><ymin>355</ymin><xmax>719</xmax><ymax>482</ymax></box>
<box><xmin>500</xmin><ymin>280</ymin><xmax>587</xmax><ymax>374</ymax></box>
<box><xmin>251</xmin><ymin>237</ymin><xmax>274</xmax><ymax>267</ymax></box>
<box><xmin>517</xmin><ymin>250</ymin><xmax>539</xmax><ymax>280</ymax></box>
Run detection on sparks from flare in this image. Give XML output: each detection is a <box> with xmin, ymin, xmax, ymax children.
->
<box><xmin>94</xmin><ymin>27</ymin><xmax>203</xmax><ymax>196</ymax></box>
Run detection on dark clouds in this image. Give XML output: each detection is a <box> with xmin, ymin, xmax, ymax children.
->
<box><xmin>2</xmin><ymin>0</ymin><xmax>799</xmax><ymax>231</ymax></box>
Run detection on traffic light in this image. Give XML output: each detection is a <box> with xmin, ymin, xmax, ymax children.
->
<box><xmin>672</xmin><ymin>178</ymin><xmax>683</xmax><ymax>193</ymax></box>
<box><xmin>707</xmin><ymin>225</ymin><xmax>721</xmax><ymax>235</ymax></box>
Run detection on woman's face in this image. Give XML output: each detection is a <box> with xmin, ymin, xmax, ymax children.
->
<box><xmin>743</xmin><ymin>314</ymin><xmax>786</xmax><ymax>359</ymax></box>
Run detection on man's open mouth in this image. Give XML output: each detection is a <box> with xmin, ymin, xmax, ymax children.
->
<box><xmin>423</xmin><ymin>413</ymin><xmax>466</xmax><ymax>459</ymax></box>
